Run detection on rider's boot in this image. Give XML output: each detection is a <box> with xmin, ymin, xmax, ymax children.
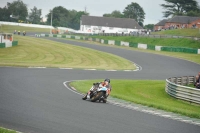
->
<box><xmin>102</xmin><ymin>94</ymin><xmax>108</xmax><ymax>103</ymax></box>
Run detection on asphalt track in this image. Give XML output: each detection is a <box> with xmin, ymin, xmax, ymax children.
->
<box><xmin>0</xmin><ymin>34</ymin><xmax>200</xmax><ymax>133</ymax></box>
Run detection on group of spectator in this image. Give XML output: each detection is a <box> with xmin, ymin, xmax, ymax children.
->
<box><xmin>166</xmin><ymin>24</ymin><xmax>188</xmax><ymax>30</ymax></box>
<box><xmin>157</xmin><ymin>23</ymin><xmax>198</xmax><ymax>31</ymax></box>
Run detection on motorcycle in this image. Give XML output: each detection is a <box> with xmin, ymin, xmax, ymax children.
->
<box><xmin>82</xmin><ymin>82</ymin><xmax>108</xmax><ymax>103</ymax></box>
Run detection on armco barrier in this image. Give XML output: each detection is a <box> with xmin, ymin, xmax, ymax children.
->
<box><xmin>121</xmin><ymin>41</ymin><xmax>129</xmax><ymax>47</ymax></box>
<box><xmin>35</xmin><ymin>34</ymin><xmax>41</xmax><ymax>37</ymax></box>
<box><xmin>161</xmin><ymin>47</ymin><xmax>198</xmax><ymax>54</ymax></box>
<box><xmin>147</xmin><ymin>44</ymin><xmax>155</xmax><ymax>50</ymax></box>
<box><xmin>129</xmin><ymin>42</ymin><xmax>138</xmax><ymax>48</ymax></box>
<box><xmin>39</xmin><ymin>34</ymin><xmax>200</xmax><ymax>54</ymax></box>
<box><xmin>12</xmin><ymin>41</ymin><xmax>18</xmax><ymax>46</ymax></box>
<box><xmin>166</xmin><ymin>76</ymin><xmax>200</xmax><ymax>104</ymax></box>
<box><xmin>138</xmin><ymin>43</ymin><xmax>147</xmax><ymax>49</ymax></box>
<box><xmin>0</xmin><ymin>43</ymin><xmax>5</xmax><ymax>48</ymax></box>
<box><xmin>108</xmin><ymin>40</ymin><xmax>115</xmax><ymax>45</ymax></box>
<box><xmin>104</xmin><ymin>40</ymin><xmax>108</xmax><ymax>44</ymax></box>
<box><xmin>0</xmin><ymin>41</ymin><xmax>18</xmax><ymax>48</ymax></box>
<box><xmin>115</xmin><ymin>41</ymin><xmax>121</xmax><ymax>46</ymax></box>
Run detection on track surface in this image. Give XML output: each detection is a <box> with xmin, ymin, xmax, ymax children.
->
<box><xmin>0</xmin><ymin>35</ymin><xmax>200</xmax><ymax>133</ymax></box>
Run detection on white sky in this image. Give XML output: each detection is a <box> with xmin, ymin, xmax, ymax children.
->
<box><xmin>1</xmin><ymin>0</ymin><xmax>200</xmax><ymax>25</ymax></box>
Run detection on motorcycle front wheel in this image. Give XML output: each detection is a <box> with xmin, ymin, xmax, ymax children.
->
<box><xmin>82</xmin><ymin>93</ymin><xmax>87</xmax><ymax>100</ymax></box>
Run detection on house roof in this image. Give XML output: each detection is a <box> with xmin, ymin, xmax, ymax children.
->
<box><xmin>155</xmin><ymin>19</ymin><xmax>168</xmax><ymax>26</ymax></box>
<box><xmin>167</xmin><ymin>16</ymin><xmax>200</xmax><ymax>24</ymax></box>
<box><xmin>81</xmin><ymin>15</ymin><xmax>143</xmax><ymax>29</ymax></box>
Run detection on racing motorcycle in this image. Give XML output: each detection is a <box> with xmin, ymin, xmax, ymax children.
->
<box><xmin>82</xmin><ymin>82</ymin><xmax>108</xmax><ymax>103</ymax></box>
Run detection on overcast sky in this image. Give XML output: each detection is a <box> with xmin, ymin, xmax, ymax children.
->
<box><xmin>1</xmin><ymin>0</ymin><xmax>200</xmax><ymax>25</ymax></box>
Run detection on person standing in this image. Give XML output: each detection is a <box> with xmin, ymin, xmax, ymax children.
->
<box><xmin>194</xmin><ymin>72</ymin><xmax>200</xmax><ymax>89</ymax></box>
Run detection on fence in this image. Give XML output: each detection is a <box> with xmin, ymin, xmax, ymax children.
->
<box><xmin>96</xmin><ymin>33</ymin><xmax>200</xmax><ymax>41</ymax></box>
<box><xmin>64</xmin><ymin>32</ymin><xmax>200</xmax><ymax>41</ymax></box>
<box><xmin>166</xmin><ymin>76</ymin><xmax>200</xmax><ymax>104</ymax></box>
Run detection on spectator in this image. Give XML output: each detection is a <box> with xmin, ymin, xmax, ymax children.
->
<box><xmin>194</xmin><ymin>72</ymin><xmax>200</xmax><ymax>89</ymax></box>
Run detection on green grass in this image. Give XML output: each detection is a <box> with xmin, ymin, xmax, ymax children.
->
<box><xmin>124</xmin><ymin>46</ymin><xmax>200</xmax><ymax>64</ymax></box>
<box><xmin>0</xmin><ymin>35</ymin><xmax>136</xmax><ymax>70</ymax></box>
<box><xmin>66</xmin><ymin>37</ymin><xmax>200</xmax><ymax>64</ymax></box>
<box><xmin>152</xmin><ymin>28</ymin><xmax>200</xmax><ymax>37</ymax></box>
<box><xmin>0</xmin><ymin>24</ymin><xmax>50</xmax><ymax>33</ymax></box>
<box><xmin>91</xmin><ymin>35</ymin><xmax>200</xmax><ymax>49</ymax></box>
<box><xmin>0</xmin><ymin>127</ymin><xmax>17</xmax><ymax>133</ymax></box>
<box><xmin>70</xmin><ymin>79</ymin><xmax>200</xmax><ymax>119</ymax></box>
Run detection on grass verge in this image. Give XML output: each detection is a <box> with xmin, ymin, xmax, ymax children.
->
<box><xmin>91</xmin><ymin>35</ymin><xmax>200</xmax><ymax>49</ymax></box>
<box><xmin>0</xmin><ymin>35</ymin><xmax>136</xmax><ymax>70</ymax></box>
<box><xmin>0</xmin><ymin>127</ymin><xmax>17</xmax><ymax>133</ymax></box>
<box><xmin>70</xmin><ymin>79</ymin><xmax>200</xmax><ymax>119</ymax></box>
<box><xmin>152</xmin><ymin>28</ymin><xmax>200</xmax><ymax>37</ymax></box>
<box><xmin>1</xmin><ymin>24</ymin><xmax>50</xmax><ymax>33</ymax></box>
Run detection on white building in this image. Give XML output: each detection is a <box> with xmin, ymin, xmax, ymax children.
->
<box><xmin>80</xmin><ymin>15</ymin><xmax>143</xmax><ymax>34</ymax></box>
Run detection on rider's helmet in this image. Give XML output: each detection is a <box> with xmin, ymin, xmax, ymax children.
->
<box><xmin>104</xmin><ymin>78</ymin><xmax>110</xmax><ymax>83</ymax></box>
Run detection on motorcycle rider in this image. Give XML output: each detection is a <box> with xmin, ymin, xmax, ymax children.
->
<box><xmin>100</xmin><ymin>78</ymin><xmax>112</xmax><ymax>101</ymax></box>
<box><xmin>84</xmin><ymin>78</ymin><xmax>112</xmax><ymax>102</ymax></box>
<box><xmin>23</xmin><ymin>31</ymin><xmax>26</xmax><ymax>36</ymax></box>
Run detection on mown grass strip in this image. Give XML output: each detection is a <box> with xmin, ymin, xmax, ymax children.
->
<box><xmin>0</xmin><ymin>36</ymin><xmax>136</xmax><ymax>70</ymax></box>
<box><xmin>62</xmin><ymin>37</ymin><xmax>200</xmax><ymax>64</ymax></box>
<box><xmin>70</xmin><ymin>79</ymin><xmax>200</xmax><ymax>119</ymax></box>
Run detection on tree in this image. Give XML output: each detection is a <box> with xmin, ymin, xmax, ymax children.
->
<box><xmin>161</xmin><ymin>0</ymin><xmax>199</xmax><ymax>17</ymax></box>
<box><xmin>68</xmin><ymin>10</ymin><xmax>89</xmax><ymax>30</ymax></box>
<box><xmin>186</xmin><ymin>10</ymin><xmax>200</xmax><ymax>17</ymax></box>
<box><xmin>7</xmin><ymin>0</ymin><xmax>28</xmax><ymax>21</ymax></box>
<box><xmin>0</xmin><ymin>6</ymin><xmax>11</xmax><ymax>21</ymax></box>
<box><xmin>103</xmin><ymin>10</ymin><xmax>124</xmax><ymax>18</ymax></box>
<box><xmin>46</xmin><ymin>6</ymin><xmax>88</xmax><ymax>29</ymax></box>
<box><xmin>123</xmin><ymin>2</ymin><xmax>145</xmax><ymax>26</ymax></box>
<box><xmin>46</xmin><ymin>6</ymin><xmax>70</xmax><ymax>27</ymax></box>
<box><xmin>144</xmin><ymin>24</ymin><xmax>154</xmax><ymax>31</ymax></box>
<box><xmin>28</xmin><ymin>6</ymin><xmax>42</xmax><ymax>24</ymax></box>
<box><xmin>103</xmin><ymin>13</ymin><xmax>112</xmax><ymax>17</ymax></box>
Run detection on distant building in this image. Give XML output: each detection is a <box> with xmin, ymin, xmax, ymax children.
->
<box><xmin>154</xmin><ymin>19</ymin><xmax>168</xmax><ymax>31</ymax></box>
<box><xmin>154</xmin><ymin>16</ymin><xmax>200</xmax><ymax>31</ymax></box>
<box><xmin>80</xmin><ymin>15</ymin><xmax>143</xmax><ymax>33</ymax></box>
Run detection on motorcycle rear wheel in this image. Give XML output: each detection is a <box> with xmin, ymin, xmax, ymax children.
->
<box><xmin>91</xmin><ymin>92</ymin><xmax>104</xmax><ymax>102</ymax></box>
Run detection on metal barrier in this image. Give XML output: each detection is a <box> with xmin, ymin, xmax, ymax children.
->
<box><xmin>166</xmin><ymin>76</ymin><xmax>200</xmax><ymax>104</ymax></box>
<box><xmin>97</xmin><ymin>33</ymin><xmax>200</xmax><ymax>41</ymax></box>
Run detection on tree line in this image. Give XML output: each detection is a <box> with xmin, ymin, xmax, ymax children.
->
<box><xmin>0</xmin><ymin>0</ymin><xmax>199</xmax><ymax>31</ymax></box>
<box><xmin>104</xmin><ymin>0</ymin><xmax>200</xmax><ymax>30</ymax></box>
<box><xmin>0</xmin><ymin>0</ymin><xmax>88</xmax><ymax>30</ymax></box>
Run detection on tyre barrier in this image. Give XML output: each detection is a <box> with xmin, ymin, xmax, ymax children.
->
<box><xmin>166</xmin><ymin>76</ymin><xmax>200</xmax><ymax>104</ymax></box>
<box><xmin>35</xmin><ymin>34</ymin><xmax>41</xmax><ymax>37</ymax></box>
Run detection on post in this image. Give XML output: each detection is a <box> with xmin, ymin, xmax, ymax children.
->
<box><xmin>50</xmin><ymin>10</ymin><xmax>53</xmax><ymax>34</ymax></box>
